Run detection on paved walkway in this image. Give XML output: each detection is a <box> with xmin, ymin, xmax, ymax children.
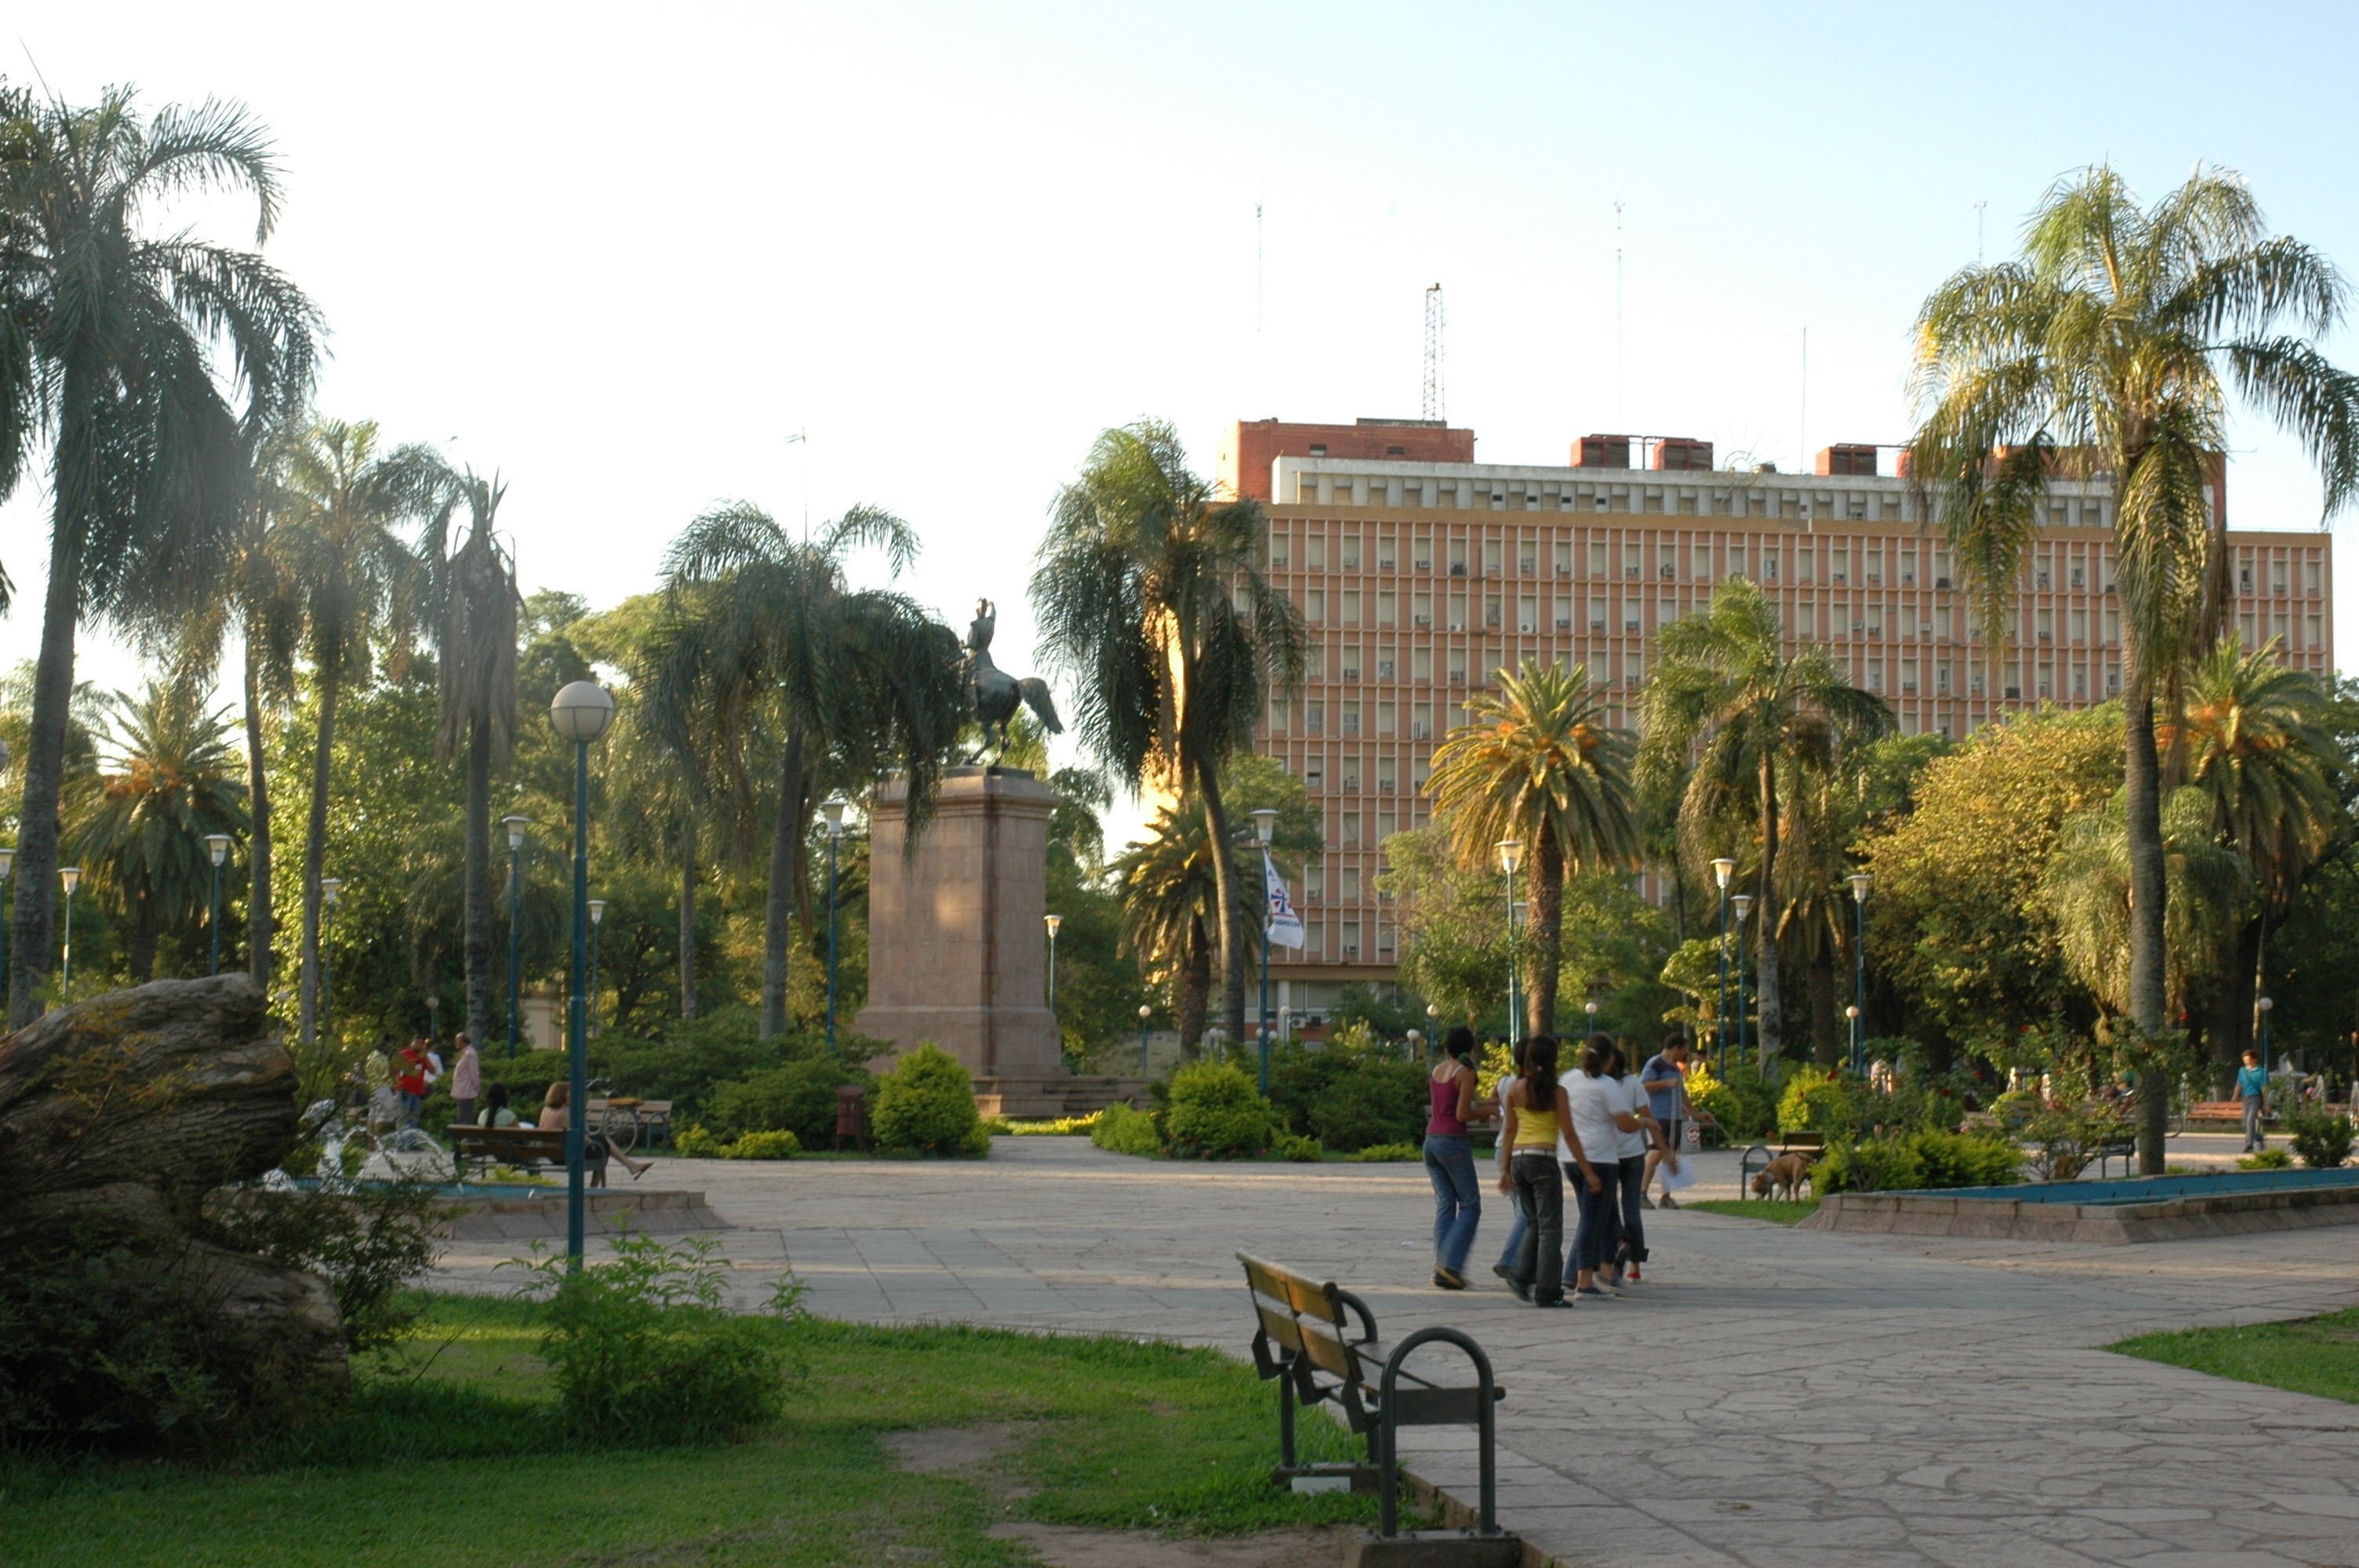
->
<box><xmin>434</xmin><ymin>1139</ymin><xmax>2359</xmax><ymax>1567</ymax></box>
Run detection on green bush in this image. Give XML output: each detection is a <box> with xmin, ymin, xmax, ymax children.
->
<box><xmin>870</xmin><ymin>1044</ymin><xmax>990</xmax><ymax>1156</ymax></box>
<box><xmin>703</xmin><ymin>1058</ymin><xmax>864</xmax><ymax>1145</ymax></box>
<box><xmin>2238</xmin><ymin>1147</ymin><xmax>2295</xmax><ymax>1171</ymax></box>
<box><xmin>1688</xmin><ymin>1059</ymin><xmax>1779</xmax><ymax>1141</ymax></box>
<box><xmin>1811</xmin><ymin>1137</ymin><xmax>1923</xmax><ymax>1195</ymax></box>
<box><xmin>1308</xmin><ymin>1061</ymin><xmax>1428</xmax><ymax>1152</ymax></box>
<box><xmin>1164</xmin><ymin>1060</ymin><xmax>1276</xmax><ymax>1160</ymax></box>
<box><xmin>1777</xmin><ymin>1066</ymin><xmax>1859</xmax><ymax>1136</ymax></box>
<box><xmin>205</xmin><ymin>1175</ymin><xmax>449</xmax><ymax>1352</ymax></box>
<box><xmin>1343</xmin><ymin>1141</ymin><xmax>1422</xmax><ymax>1162</ymax></box>
<box><xmin>1812</xmin><ymin>1130</ymin><xmax>2022</xmax><ymax>1194</ymax></box>
<box><xmin>1907</xmin><ymin>1129</ymin><xmax>2023</xmax><ymax>1188</ymax></box>
<box><xmin>1272</xmin><ymin>1131</ymin><xmax>1323</xmax><ymax>1162</ymax></box>
<box><xmin>2286</xmin><ymin>1106</ymin><xmax>2355</xmax><ymax>1169</ymax></box>
<box><xmin>525</xmin><ymin>1229</ymin><xmax>805</xmax><ymax>1444</ymax></box>
<box><xmin>720</xmin><ymin>1129</ymin><xmax>802</xmax><ymax>1160</ymax></box>
<box><xmin>1089</xmin><ymin>1101</ymin><xmax>1164</xmax><ymax>1156</ymax></box>
<box><xmin>674</xmin><ymin>1123</ymin><xmax>723</xmax><ymax>1157</ymax></box>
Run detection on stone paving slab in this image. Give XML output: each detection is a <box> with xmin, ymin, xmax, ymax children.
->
<box><xmin>431</xmin><ymin>1138</ymin><xmax>2359</xmax><ymax>1567</ymax></box>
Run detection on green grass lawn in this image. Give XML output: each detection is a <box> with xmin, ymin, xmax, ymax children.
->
<box><xmin>0</xmin><ymin>1294</ymin><xmax>1380</xmax><ymax>1568</ymax></box>
<box><xmin>2111</xmin><ymin>1305</ymin><xmax>2359</xmax><ymax>1405</ymax></box>
<box><xmin>1685</xmin><ymin>1198</ymin><xmax>1821</xmax><ymax>1225</ymax></box>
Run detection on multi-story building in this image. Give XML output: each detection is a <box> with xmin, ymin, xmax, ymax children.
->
<box><xmin>1223</xmin><ymin>416</ymin><xmax>2336</xmax><ymax>1025</ymax></box>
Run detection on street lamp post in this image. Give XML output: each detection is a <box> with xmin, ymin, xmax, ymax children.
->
<box><xmin>1252</xmin><ymin>808</ymin><xmax>1279</xmax><ymax>1095</ymax></box>
<box><xmin>1497</xmin><ymin>840</ymin><xmax>1525</xmax><ymax>1045</ymax></box>
<box><xmin>58</xmin><ymin>866</ymin><xmax>81</xmax><ymax>1004</ymax></box>
<box><xmin>2258</xmin><ymin>995</ymin><xmax>2275</xmax><ymax>1071</ymax></box>
<box><xmin>1848</xmin><ymin>872</ymin><xmax>1871</xmax><ymax>1076</ymax></box>
<box><xmin>1138</xmin><ymin>1003</ymin><xmax>1152</xmax><ymax>1073</ymax></box>
<box><xmin>1584</xmin><ymin>997</ymin><xmax>1600</xmax><ymax>1037</ymax></box>
<box><xmin>503</xmin><ymin>816</ymin><xmax>530</xmax><ymax>1058</ymax></box>
<box><xmin>821</xmin><ymin>796</ymin><xmax>848</xmax><ymax>1050</ymax></box>
<box><xmin>205</xmin><ymin>834</ymin><xmax>232</xmax><ymax>976</ymax></box>
<box><xmin>1732</xmin><ymin>893</ymin><xmax>1754</xmax><ymax>1067</ymax></box>
<box><xmin>427</xmin><ymin>993</ymin><xmax>441</xmax><ymax>1047</ymax></box>
<box><xmin>1710</xmin><ymin>858</ymin><xmax>1736</xmax><ymax>1076</ymax></box>
<box><xmin>1407</xmin><ymin>1027</ymin><xmax>1424</xmax><ymax>1062</ymax></box>
<box><xmin>587</xmin><ymin>899</ymin><xmax>606</xmax><ymax>1040</ymax></box>
<box><xmin>319</xmin><ymin>879</ymin><xmax>343</xmax><ymax>1036</ymax></box>
<box><xmin>0</xmin><ymin>845</ymin><xmax>13</xmax><ymax>1006</ymax></box>
<box><xmin>550</xmin><ymin>680</ymin><xmax>615</xmax><ymax>1272</ymax></box>
<box><xmin>1044</xmin><ymin>913</ymin><xmax>1062</xmax><ymax>1010</ymax></box>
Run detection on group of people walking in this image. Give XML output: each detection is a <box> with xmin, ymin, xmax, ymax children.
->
<box><xmin>1422</xmin><ymin>1025</ymin><xmax>1693</xmax><ymax>1308</ymax></box>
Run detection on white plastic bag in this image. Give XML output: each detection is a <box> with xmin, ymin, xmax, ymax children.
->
<box><xmin>1659</xmin><ymin>1154</ymin><xmax>1699</xmax><ymax>1192</ymax></box>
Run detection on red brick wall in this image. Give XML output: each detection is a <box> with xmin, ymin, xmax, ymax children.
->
<box><xmin>1217</xmin><ymin>419</ymin><xmax>1475</xmax><ymax>501</ymax></box>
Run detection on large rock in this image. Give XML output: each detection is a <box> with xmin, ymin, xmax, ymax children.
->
<box><xmin>0</xmin><ymin>975</ymin><xmax>348</xmax><ymax>1406</ymax></box>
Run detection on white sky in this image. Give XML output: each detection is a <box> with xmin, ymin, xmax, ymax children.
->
<box><xmin>9</xmin><ymin>1</ymin><xmax>2358</xmax><ymax>849</ymax></box>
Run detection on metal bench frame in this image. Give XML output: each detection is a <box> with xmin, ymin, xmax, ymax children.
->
<box><xmin>1238</xmin><ymin>1253</ymin><xmax>1504</xmax><ymax>1539</ymax></box>
<box><xmin>1739</xmin><ymin>1131</ymin><xmax>1825</xmax><ymax>1197</ymax></box>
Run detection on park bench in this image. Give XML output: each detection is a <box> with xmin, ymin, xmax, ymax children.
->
<box><xmin>1737</xmin><ymin>1130</ymin><xmax>1823</xmax><ymax>1196</ymax></box>
<box><xmin>2186</xmin><ymin>1099</ymin><xmax>2274</xmax><ymax>1129</ymax></box>
<box><xmin>586</xmin><ymin>1097</ymin><xmax>674</xmax><ymax>1149</ymax></box>
<box><xmin>1237</xmin><ymin>1253</ymin><xmax>1507</xmax><ymax>1542</ymax></box>
<box><xmin>450</xmin><ymin>1124</ymin><xmax>609</xmax><ymax>1185</ymax></box>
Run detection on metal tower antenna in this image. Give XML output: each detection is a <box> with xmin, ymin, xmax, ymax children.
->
<box><xmin>1614</xmin><ymin>201</ymin><xmax>1626</xmax><ymax>425</ymax></box>
<box><xmin>1421</xmin><ymin>282</ymin><xmax>1445</xmax><ymax>422</ymax></box>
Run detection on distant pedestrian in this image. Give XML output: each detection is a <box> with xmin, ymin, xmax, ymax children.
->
<box><xmin>537</xmin><ymin>1080</ymin><xmax>653</xmax><ymax>1180</ymax></box>
<box><xmin>1605</xmin><ymin>1043</ymin><xmax>1666</xmax><ymax>1287</ymax></box>
<box><xmin>394</xmin><ymin>1037</ymin><xmax>437</xmax><ymax>1130</ymax></box>
<box><xmin>449</xmin><ymin>1032</ymin><xmax>482</xmax><ymax>1131</ymax></box>
<box><xmin>1565</xmin><ymin>1035</ymin><xmax>1632</xmax><ymax>1299</ymax></box>
<box><xmin>1640</xmin><ymin>1034</ymin><xmax>1692</xmax><ymax>1208</ymax></box>
<box><xmin>480</xmin><ymin>1080</ymin><xmax>518</xmax><ymax>1127</ymax></box>
<box><xmin>1489</xmin><ymin>1036</ymin><xmax>1532</xmax><ymax>1287</ymax></box>
<box><xmin>1499</xmin><ymin>1035</ymin><xmax>1599</xmax><ymax>1308</ymax></box>
<box><xmin>2237</xmin><ymin>1047</ymin><xmax>2270</xmax><ymax>1152</ymax></box>
<box><xmin>1423</xmin><ymin>1026</ymin><xmax>1483</xmax><ymax>1290</ymax></box>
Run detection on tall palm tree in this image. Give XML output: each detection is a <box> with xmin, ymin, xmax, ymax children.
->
<box><xmin>1637</xmin><ymin>577</ymin><xmax>1890</xmax><ymax>1065</ymax></box>
<box><xmin>1905</xmin><ymin>165</ymin><xmax>2359</xmax><ymax>1166</ymax></box>
<box><xmin>273</xmin><ymin>418</ymin><xmax>434</xmax><ymax>1044</ymax></box>
<box><xmin>65</xmin><ymin>682</ymin><xmax>248</xmax><ymax>982</ymax></box>
<box><xmin>0</xmin><ymin>85</ymin><xmax>318</xmax><ymax>1025</ymax></box>
<box><xmin>1427</xmin><ymin>659</ymin><xmax>1640</xmax><ymax>1037</ymax></box>
<box><xmin>2179</xmin><ymin>634</ymin><xmax>2343</xmax><ymax>1069</ymax></box>
<box><xmin>2043</xmin><ymin>787</ymin><xmax>2250</xmax><ymax>1021</ymax></box>
<box><xmin>651</xmin><ymin>503</ymin><xmax>964</xmax><ymax>1038</ymax></box>
<box><xmin>420</xmin><ymin>465</ymin><xmax>521</xmax><ymax>1047</ymax></box>
<box><xmin>1032</xmin><ymin>421</ymin><xmax>1307</xmax><ymax>1043</ymax></box>
<box><xmin>1773</xmin><ymin>771</ymin><xmax>1854</xmax><ymax>1066</ymax></box>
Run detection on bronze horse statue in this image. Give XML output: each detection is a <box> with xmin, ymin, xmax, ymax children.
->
<box><xmin>965</xmin><ymin>599</ymin><xmax>1062</xmax><ymax>760</ymax></box>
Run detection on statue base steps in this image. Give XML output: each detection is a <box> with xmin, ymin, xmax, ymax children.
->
<box><xmin>976</xmin><ymin>1074</ymin><xmax>1154</xmax><ymax>1120</ymax></box>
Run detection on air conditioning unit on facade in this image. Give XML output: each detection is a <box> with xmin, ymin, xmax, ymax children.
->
<box><xmin>1556</xmin><ymin>618</ymin><xmax>1572</xmax><ymax>630</ymax></box>
<box><xmin>1413</xmin><ymin>615</ymin><xmax>1431</xmax><ymax>626</ymax></box>
<box><xmin>1519</xmin><ymin>622</ymin><xmax>1536</xmax><ymax>633</ymax></box>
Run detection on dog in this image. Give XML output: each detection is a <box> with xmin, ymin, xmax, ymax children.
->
<box><xmin>1750</xmin><ymin>1152</ymin><xmax>1813</xmax><ymax>1202</ymax></box>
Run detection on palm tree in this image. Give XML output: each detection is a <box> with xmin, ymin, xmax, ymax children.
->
<box><xmin>1426</xmin><ymin>659</ymin><xmax>1640</xmax><ymax>1037</ymax></box>
<box><xmin>420</xmin><ymin>465</ymin><xmax>522</xmax><ymax>1048</ymax></box>
<box><xmin>273</xmin><ymin>418</ymin><xmax>434</xmax><ymax>1044</ymax></box>
<box><xmin>2043</xmin><ymin>787</ymin><xmax>2250</xmax><ymax>1020</ymax></box>
<box><xmin>651</xmin><ymin>503</ymin><xmax>964</xmax><ymax>1038</ymax></box>
<box><xmin>0</xmin><ymin>85</ymin><xmax>318</xmax><ymax>1024</ymax></box>
<box><xmin>1637</xmin><ymin>577</ymin><xmax>1891</xmax><ymax>1065</ymax></box>
<box><xmin>65</xmin><ymin>683</ymin><xmax>248</xmax><ymax>982</ymax></box>
<box><xmin>1773</xmin><ymin>772</ymin><xmax>1854</xmax><ymax>1066</ymax></box>
<box><xmin>1031</xmin><ymin>421</ymin><xmax>1307</xmax><ymax>1043</ymax></box>
<box><xmin>1905</xmin><ymin>165</ymin><xmax>2359</xmax><ymax>1166</ymax></box>
<box><xmin>2179</xmin><ymin>634</ymin><xmax>2343</xmax><ymax>1070</ymax></box>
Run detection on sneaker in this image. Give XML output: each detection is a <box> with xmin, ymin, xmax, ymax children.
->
<box><xmin>1534</xmin><ymin>1297</ymin><xmax>1575</xmax><ymax>1309</ymax></box>
<box><xmin>1491</xmin><ymin>1263</ymin><xmax>1515</xmax><ymax>1283</ymax></box>
<box><xmin>1656</xmin><ymin>1194</ymin><xmax>1681</xmax><ymax>1210</ymax></box>
<box><xmin>1433</xmin><ymin>1268</ymin><xmax>1467</xmax><ymax>1291</ymax></box>
<box><xmin>1577</xmin><ymin>1283</ymin><xmax>1618</xmax><ymax>1299</ymax></box>
<box><xmin>1505</xmin><ymin>1275</ymin><xmax>1532</xmax><ymax>1302</ymax></box>
<box><xmin>1640</xmin><ymin>1195</ymin><xmax>1656</xmax><ymax>1210</ymax></box>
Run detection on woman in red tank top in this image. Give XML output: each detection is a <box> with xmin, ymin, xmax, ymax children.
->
<box><xmin>1423</xmin><ymin>1026</ymin><xmax>1483</xmax><ymax>1290</ymax></box>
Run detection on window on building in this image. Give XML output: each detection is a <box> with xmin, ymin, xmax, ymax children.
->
<box><xmin>1307</xmin><ymin>533</ymin><xmax>1326</xmax><ymax>569</ymax></box>
<box><xmin>1589</xmin><ymin>541</ymin><xmax>1607</xmax><ymax>576</ymax></box>
<box><xmin>1307</xmin><ymin>702</ymin><xmax>1325</xmax><ymax>734</ymax></box>
<box><xmin>1378</xmin><ymin>530</ymin><xmax>1395</xmax><ymax>568</ymax></box>
<box><xmin>1798</xmin><ymin>546</ymin><xmax>1815</xmax><ymax>584</ymax></box>
<box><xmin>1412</xmin><ymin>702</ymin><xmax>1431</xmax><ymax>740</ymax></box>
<box><xmin>1270</xmin><ymin>527</ymin><xmax>1289</xmax><ymax>567</ymax></box>
<box><xmin>1693</xmin><ymin>543</ymin><xmax>1712</xmax><ymax>579</ymax></box>
<box><xmin>1307</xmin><ymin>589</ymin><xmax>1325</xmax><ymax>622</ymax></box>
<box><xmin>1340</xmin><ymin>757</ymin><xmax>1360</xmax><ymax>790</ymax></box>
<box><xmin>1484</xmin><ymin>539</ymin><xmax>1503</xmax><ymax>572</ymax></box>
<box><xmin>1797</xmin><ymin>601</ymin><xmax>1816</xmax><ymax>636</ymax></box>
<box><xmin>1623</xmin><ymin>542</ymin><xmax>1641</xmax><ymax>577</ymax></box>
<box><xmin>1377</xmin><ymin>700</ymin><xmax>1395</xmax><ymax>735</ymax></box>
<box><xmin>1377</xmin><ymin>590</ymin><xmax>1396</xmax><ymax>626</ymax></box>
<box><xmin>1412</xmin><ymin>646</ymin><xmax>1432</xmax><ymax>679</ymax></box>
<box><xmin>1728</xmin><ymin>544</ymin><xmax>1747</xmax><ymax>579</ymax></box>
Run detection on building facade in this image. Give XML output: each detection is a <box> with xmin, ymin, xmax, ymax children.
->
<box><xmin>1227</xmin><ymin>418</ymin><xmax>2336</xmax><ymax>1026</ymax></box>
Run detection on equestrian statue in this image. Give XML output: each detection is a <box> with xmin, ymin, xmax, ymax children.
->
<box><xmin>964</xmin><ymin>598</ymin><xmax>1062</xmax><ymax>760</ymax></box>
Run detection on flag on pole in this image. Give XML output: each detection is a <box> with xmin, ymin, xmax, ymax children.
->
<box><xmin>1263</xmin><ymin>849</ymin><xmax>1304</xmax><ymax>949</ymax></box>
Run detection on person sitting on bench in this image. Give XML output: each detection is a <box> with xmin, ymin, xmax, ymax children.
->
<box><xmin>536</xmin><ymin>1081</ymin><xmax>654</xmax><ymax>1180</ymax></box>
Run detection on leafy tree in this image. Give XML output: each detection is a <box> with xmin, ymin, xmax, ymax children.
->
<box><xmin>271</xmin><ymin>418</ymin><xmax>436</xmax><ymax>1044</ymax></box>
<box><xmin>1861</xmin><ymin>705</ymin><xmax>2123</xmax><ymax>1059</ymax></box>
<box><xmin>1904</xmin><ymin>165</ymin><xmax>2359</xmax><ymax>1168</ymax></box>
<box><xmin>1638</xmin><ymin>576</ymin><xmax>1890</xmax><ymax>1064</ymax></box>
<box><xmin>1031</xmin><ymin>421</ymin><xmax>1307</xmax><ymax>1043</ymax></box>
<box><xmin>0</xmin><ymin>85</ymin><xmax>318</xmax><ymax>1024</ymax></box>
<box><xmin>1381</xmin><ymin>820</ymin><xmax>1507</xmax><ymax>1032</ymax></box>
<box><xmin>1427</xmin><ymin>659</ymin><xmax>1639</xmax><ymax>1036</ymax></box>
<box><xmin>65</xmin><ymin>683</ymin><xmax>247</xmax><ymax>982</ymax></box>
<box><xmin>2042</xmin><ymin>786</ymin><xmax>2249</xmax><ymax>1020</ymax></box>
<box><xmin>650</xmin><ymin>503</ymin><xmax>963</xmax><ymax>1037</ymax></box>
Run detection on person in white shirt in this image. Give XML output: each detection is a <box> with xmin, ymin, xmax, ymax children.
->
<box><xmin>1561</xmin><ymin>1035</ymin><xmax>1641</xmax><ymax>1299</ymax></box>
<box><xmin>1605</xmin><ymin>1043</ymin><xmax>1667</xmax><ymax>1287</ymax></box>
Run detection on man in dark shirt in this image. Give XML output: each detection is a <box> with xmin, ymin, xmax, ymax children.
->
<box><xmin>1639</xmin><ymin>1035</ymin><xmax>1692</xmax><ymax>1209</ymax></box>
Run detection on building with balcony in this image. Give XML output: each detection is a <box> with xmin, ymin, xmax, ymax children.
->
<box><xmin>1225</xmin><ymin>418</ymin><xmax>2335</xmax><ymax>1025</ymax></box>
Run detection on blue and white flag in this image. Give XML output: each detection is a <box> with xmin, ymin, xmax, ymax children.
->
<box><xmin>1263</xmin><ymin>849</ymin><xmax>1304</xmax><ymax>949</ymax></box>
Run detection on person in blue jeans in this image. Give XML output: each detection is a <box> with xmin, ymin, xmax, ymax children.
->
<box><xmin>1489</xmin><ymin>1036</ymin><xmax>1531</xmax><ymax>1284</ymax></box>
<box><xmin>2237</xmin><ymin>1048</ymin><xmax>2271</xmax><ymax>1152</ymax></box>
<box><xmin>1423</xmin><ymin>1025</ymin><xmax>1483</xmax><ymax>1290</ymax></box>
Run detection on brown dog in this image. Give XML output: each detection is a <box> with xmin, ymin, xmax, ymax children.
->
<box><xmin>1750</xmin><ymin>1152</ymin><xmax>1812</xmax><ymax>1202</ymax></box>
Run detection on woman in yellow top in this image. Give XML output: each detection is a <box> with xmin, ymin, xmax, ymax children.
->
<box><xmin>1495</xmin><ymin>1035</ymin><xmax>1601</xmax><ymax>1308</ymax></box>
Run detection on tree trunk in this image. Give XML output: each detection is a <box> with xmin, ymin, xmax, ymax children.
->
<box><xmin>129</xmin><ymin>894</ymin><xmax>160</xmax><ymax>985</ymax></box>
<box><xmin>2123</xmin><ymin>679</ymin><xmax>2170</xmax><ymax>1172</ymax></box>
<box><xmin>678</xmin><ymin>830</ymin><xmax>698</xmax><ymax>1022</ymax></box>
<box><xmin>1179</xmin><ymin>911</ymin><xmax>1210</xmax><ymax>1055</ymax></box>
<box><xmin>462</xmin><ymin>716</ymin><xmax>494</xmax><ymax>1049</ymax></box>
<box><xmin>1809</xmin><ymin>952</ymin><xmax>1841</xmax><ymax>1066</ymax></box>
<box><xmin>2207</xmin><ymin>920</ymin><xmax>2261</xmax><ymax>1094</ymax></box>
<box><xmin>759</xmin><ymin>731</ymin><xmax>805</xmax><ymax>1038</ymax></box>
<box><xmin>298</xmin><ymin>675</ymin><xmax>338</xmax><ymax>1047</ymax></box>
<box><xmin>1198</xmin><ymin>762</ymin><xmax>1249</xmax><ymax>1045</ymax></box>
<box><xmin>242</xmin><ymin>612</ymin><xmax>273</xmax><ymax>989</ymax></box>
<box><xmin>1526</xmin><ymin>838</ymin><xmax>1565</xmax><ymax>1039</ymax></box>
<box><xmin>1754</xmin><ymin>753</ymin><xmax>1783</xmax><ymax>1066</ymax></box>
<box><xmin>6</xmin><ymin>518</ymin><xmax>85</xmax><ymax>1028</ymax></box>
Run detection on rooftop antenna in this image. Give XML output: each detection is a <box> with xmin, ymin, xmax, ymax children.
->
<box><xmin>1976</xmin><ymin>200</ymin><xmax>1987</xmax><ymax>264</ymax></box>
<box><xmin>1256</xmin><ymin>201</ymin><xmax>1265</xmax><ymax>340</ymax></box>
<box><xmin>1614</xmin><ymin>201</ymin><xmax>1626</xmax><ymax>426</ymax></box>
<box><xmin>784</xmin><ymin>430</ymin><xmax>808</xmax><ymax>543</ymax></box>
<box><xmin>1422</xmin><ymin>282</ymin><xmax>1445</xmax><ymax>422</ymax></box>
<box><xmin>1798</xmin><ymin>328</ymin><xmax>1809</xmax><ymax>474</ymax></box>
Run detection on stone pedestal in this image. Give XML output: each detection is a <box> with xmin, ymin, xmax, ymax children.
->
<box><xmin>858</xmin><ymin>767</ymin><xmax>1063</xmax><ymax>1088</ymax></box>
